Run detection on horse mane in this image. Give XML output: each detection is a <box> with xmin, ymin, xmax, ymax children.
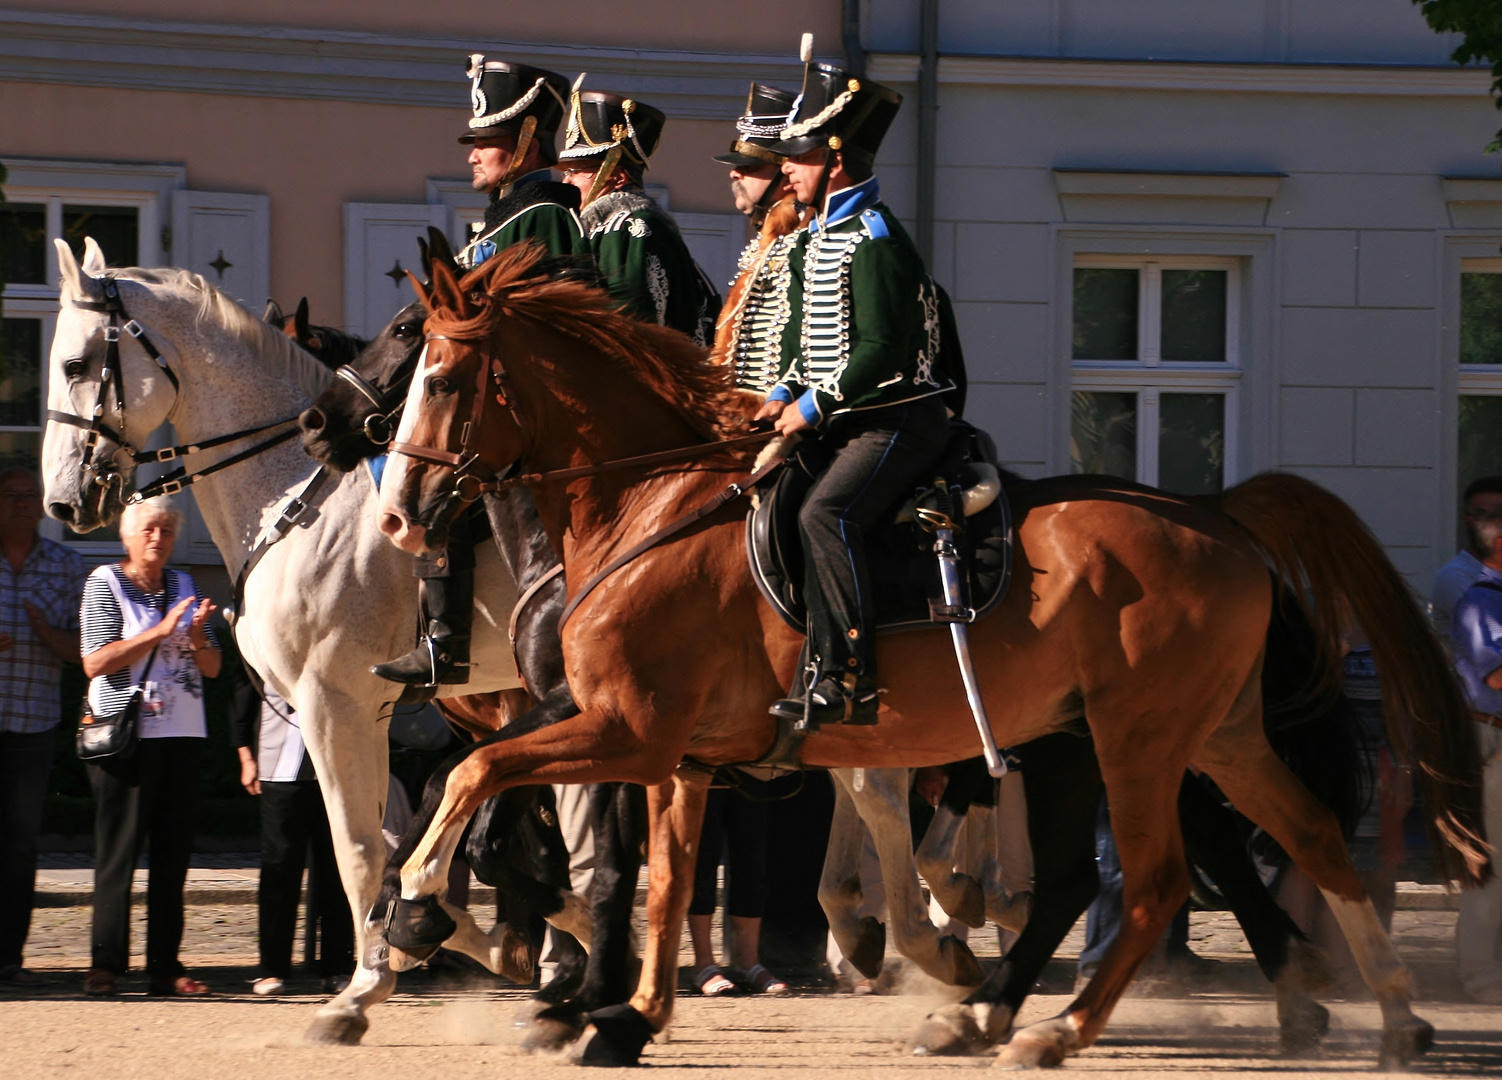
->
<box><xmin>112</xmin><ymin>267</ymin><xmax>334</xmax><ymax>399</ymax></box>
<box><xmin>430</xmin><ymin>244</ymin><xmax>748</xmax><ymax>441</ymax></box>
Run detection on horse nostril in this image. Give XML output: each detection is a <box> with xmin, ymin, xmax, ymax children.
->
<box><xmin>300</xmin><ymin>407</ymin><xmax>327</xmax><ymax>434</ymax></box>
<box><xmin>49</xmin><ymin>503</ymin><xmax>74</xmax><ymax>524</ymax></box>
<box><xmin>378</xmin><ymin>513</ymin><xmax>404</xmax><ymax>538</ymax></box>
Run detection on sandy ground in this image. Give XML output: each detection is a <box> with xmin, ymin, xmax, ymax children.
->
<box><xmin>5</xmin><ymin>901</ymin><xmax>1500</xmax><ymax>1079</ymax></box>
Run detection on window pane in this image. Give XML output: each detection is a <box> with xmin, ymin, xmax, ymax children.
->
<box><xmin>1461</xmin><ymin>273</ymin><xmax>1502</xmax><ymax>365</ymax></box>
<box><xmin>1459</xmin><ymin>395</ymin><xmax>1502</xmax><ymax>504</ymax></box>
<box><xmin>0</xmin><ymin>203</ymin><xmax>47</xmax><ymax>285</ymax></box>
<box><xmin>1161</xmin><ymin>269</ymin><xmax>1227</xmax><ymax>363</ymax></box>
<box><xmin>0</xmin><ymin>432</ymin><xmax>39</xmax><ymax>474</ymax></box>
<box><xmin>1072</xmin><ymin>269</ymin><xmax>1138</xmax><ymax>360</ymax></box>
<box><xmin>64</xmin><ymin>205</ymin><xmax>139</xmax><ymax>269</ymax></box>
<box><xmin>1071</xmin><ymin>391</ymin><xmax>1137</xmax><ymax>480</ymax></box>
<box><xmin>1159</xmin><ymin>393</ymin><xmax>1225</xmax><ymax>496</ymax></box>
<box><xmin>0</xmin><ymin>319</ymin><xmax>42</xmax><ymax>427</ymax></box>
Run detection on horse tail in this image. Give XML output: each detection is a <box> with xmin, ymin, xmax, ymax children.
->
<box><xmin>1219</xmin><ymin>471</ymin><xmax>1491</xmax><ymax>887</ymax></box>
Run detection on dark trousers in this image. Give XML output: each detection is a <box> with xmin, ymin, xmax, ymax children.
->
<box><xmin>0</xmin><ymin>729</ymin><xmax>56</xmax><ymax>970</ymax></box>
<box><xmin>86</xmin><ymin>737</ymin><xmax>202</xmax><ymax>977</ymax></box>
<box><xmin>1078</xmin><ymin>794</ymin><xmax>1189</xmax><ymax>975</ymax></box>
<box><xmin>689</xmin><ymin>785</ymin><xmax>771</xmax><ymax>919</ymax></box>
<box><xmin>257</xmin><ymin>779</ymin><xmax>353</xmax><ymax>980</ymax></box>
<box><xmin>799</xmin><ymin>397</ymin><xmax>952</xmax><ymax>676</ymax></box>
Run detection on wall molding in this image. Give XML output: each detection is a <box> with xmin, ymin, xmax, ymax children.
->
<box><xmin>0</xmin><ymin>8</ymin><xmax>815</xmax><ymax>120</ymax></box>
<box><xmin>868</xmin><ymin>52</ymin><xmax>1492</xmax><ymax>98</ymax></box>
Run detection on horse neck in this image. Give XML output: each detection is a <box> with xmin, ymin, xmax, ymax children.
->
<box><xmin>139</xmin><ymin>291</ymin><xmax>324</xmax><ymax>575</ymax></box>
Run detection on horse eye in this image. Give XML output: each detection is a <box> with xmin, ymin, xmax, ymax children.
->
<box><xmin>396</xmin><ymin>322</ymin><xmax>419</xmax><ymax>337</ymax></box>
<box><xmin>426</xmin><ymin>376</ymin><xmax>452</xmax><ymax>396</ymax></box>
<box><xmin>64</xmin><ymin>359</ymin><xmax>86</xmax><ymax>380</ymax></box>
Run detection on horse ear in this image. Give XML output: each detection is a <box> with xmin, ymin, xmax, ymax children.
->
<box><xmin>81</xmin><ymin>236</ymin><xmax>108</xmax><ymax>275</ymax></box>
<box><xmin>55</xmin><ymin>238</ymin><xmax>84</xmax><ymax>298</ymax></box>
<box><xmin>417</xmin><ymin>236</ymin><xmax>431</xmax><ymax>282</ymax></box>
<box><xmin>294</xmin><ymin>297</ymin><xmax>311</xmax><ymax>342</ymax></box>
<box><xmin>263</xmin><ymin>299</ymin><xmax>286</xmax><ymax>327</ymax></box>
<box><xmin>426</xmin><ymin>256</ymin><xmax>471</xmax><ymax>318</ymax></box>
<box><xmin>426</xmin><ymin>227</ymin><xmax>459</xmax><ymax>279</ymax></box>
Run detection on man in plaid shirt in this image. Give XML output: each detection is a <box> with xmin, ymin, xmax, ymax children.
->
<box><xmin>0</xmin><ymin>467</ymin><xmax>83</xmax><ymax>986</ymax></box>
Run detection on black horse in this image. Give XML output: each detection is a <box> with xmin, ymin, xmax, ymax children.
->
<box><xmin>297</xmin><ymin>240</ymin><xmax>645</xmax><ymax>1053</ymax></box>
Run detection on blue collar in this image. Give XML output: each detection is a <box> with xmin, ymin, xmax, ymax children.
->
<box><xmin>812</xmin><ymin>176</ymin><xmax>880</xmax><ymax>233</ymax></box>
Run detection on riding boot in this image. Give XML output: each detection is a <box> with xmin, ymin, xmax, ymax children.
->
<box><xmin>371</xmin><ymin>573</ymin><xmax>473</xmax><ymax>685</ymax></box>
<box><xmin>769</xmin><ymin>672</ymin><xmax>879</xmax><ymax>731</ymax></box>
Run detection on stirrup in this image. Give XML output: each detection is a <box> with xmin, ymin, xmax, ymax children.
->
<box><xmin>371</xmin><ymin>636</ymin><xmax>469</xmax><ymax>687</ymax></box>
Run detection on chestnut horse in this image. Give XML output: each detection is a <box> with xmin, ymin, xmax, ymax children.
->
<box><xmin>378</xmin><ymin>246</ymin><xmax>1487</xmax><ymax>1068</ymax></box>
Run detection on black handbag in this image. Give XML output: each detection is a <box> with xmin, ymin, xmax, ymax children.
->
<box><xmin>76</xmin><ymin>642</ymin><xmax>161</xmax><ymax>763</ymax></box>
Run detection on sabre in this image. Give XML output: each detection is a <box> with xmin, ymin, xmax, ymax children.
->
<box><xmin>916</xmin><ymin>495</ymin><xmax>1008</xmax><ymax>779</ymax></box>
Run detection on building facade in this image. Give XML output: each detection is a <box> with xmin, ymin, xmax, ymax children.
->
<box><xmin>862</xmin><ymin>0</ymin><xmax>1500</xmax><ymax>589</ymax></box>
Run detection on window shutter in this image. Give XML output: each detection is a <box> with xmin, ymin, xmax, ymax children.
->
<box><xmin>171</xmin><ymin>191</ymin><xmax>270</xmax><ymax>307</ymax></box>
<box><xmin>344</xmin><ymin>203</ymin><xmax>449</xmax><ymax>339</ymax></box>
<box><xmin>674</xmin><ymin>212</ymin><xmax>748</xmax><ymax>300</ymax></box>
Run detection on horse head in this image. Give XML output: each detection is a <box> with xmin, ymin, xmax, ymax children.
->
<box><xmin>43</xmin><ymin>238</ymin><xmax>184</xmax><ymax>531</ymax></box>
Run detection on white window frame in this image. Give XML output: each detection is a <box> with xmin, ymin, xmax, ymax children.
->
<box><xmin>2</xmin><ymin>162</ymin><xmax>180</xmax><ymax>558</ymax></box>
<box><xmin>1070</xmin><ymin>253</ymin><xmax>1243</xmax><ymax>489</ymax></box>
<box><xmin>1457</xmin><ymin>257</ymin><xmax>1502</xmax><ymax>395</ymax></box>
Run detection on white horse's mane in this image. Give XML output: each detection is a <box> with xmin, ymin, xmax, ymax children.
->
<box><xmin>110</xmin><ymin>267</ymin><xmax>335</xmax><ymax>399</ymax></box>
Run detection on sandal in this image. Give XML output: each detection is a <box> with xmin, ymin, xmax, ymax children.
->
<box><xmin>83</xmin><ymin>968</ymin><xmax>117</xmax><ymax>996</ymax></box>
<box><xmin>692</xmin><ymin>963</ymin><xmax>737</xmax><ymax>996</ymax></box>
<box><xmin>148</xmin><ymin>975</ymin><xmax>209</xmax><ymax>997</ymax></box>
<box><xmin>251</xmin><ymin>976</ymin><xmax>285</xmax><ymax>996</ymax></box>
<box><xmin>741</xmin><ymin>964</ymin><xmax>788</xmax><ymax>994</ymax></box>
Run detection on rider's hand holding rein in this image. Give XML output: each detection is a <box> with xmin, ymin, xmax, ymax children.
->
<box><xmin>754</xmin><ymin>395</ymin><xmax>814</xmax><ymax>437</ymax></box>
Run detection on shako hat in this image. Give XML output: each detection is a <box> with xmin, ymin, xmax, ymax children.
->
<box><xmin>773</xmin><ymin>35</ymin><xmax>901</xmax><ymax>165</ymax></box>
<box><xmin>459</xmin><ymin>56</ymin><xmax>570</xmax><ymax>152</ymax></box>
<box><xmin>714</xmin><ymin>83</ymin><xmax>798</xmax><ymax>168</ymax></box>
<box><xmin>559</xmin><ymin>75</ymin><xmax>667</xmax><ymax>169</ymax></box>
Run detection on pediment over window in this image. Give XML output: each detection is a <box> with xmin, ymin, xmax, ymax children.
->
<box><xmin>1052</xmin><ymin>169</ymin><xmax>1284</xmax><ymax>227</ymax></box>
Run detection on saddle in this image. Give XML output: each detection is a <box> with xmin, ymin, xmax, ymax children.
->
<box><xmin>747</xmin><ymin>420</ymin><xmax>1013</xmax><ymax>635</ymax></box>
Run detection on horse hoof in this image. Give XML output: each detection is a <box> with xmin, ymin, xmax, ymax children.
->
<box><xmin>1277</xmin><ymin>999</ymin><xmax>1329</xmax><ymax>1056</ymax></box>
<box><xmin>849</xmin><ymin>915</ymin><xmax>887</xmax><ymax>981</ymax></box>
<box><xmin>939</xmin><ymin>935</ymin><xmax>985</xmax><ymax>987</ymax></box>
<box><xmin>909</xmin><ymin>1003</ymin><xmax>985</xmax><ymax>1056</ymax></box>
<box><xmin>943</xmin><ymin>878</ymin><xmax>985</xmax><ymax>930</ymax></box>
<box><xmin>384</xmin><ymin>895</ymin><xmax>457</xmax><ymax>953</ymax></box>
<box><xmin>305</xmin><ymin>1011</ymin><xmax>369</xmax><ymax>1046</ymax></box>
<box><xmin>521</xmin><ymin>1008</ymin><xmax>588</xmax><ymax>1054</ymax></box>
<box><xmin>570</xmin><ymin>1004</ymin><xmax>655</xmax><ymax>1067</ymax></box>
<box><xmin>996</xmin><ymin>1019</ymin><xmax>1077</xmax><ymax>1070</ymax></box>
<box><xmin>388</xmin><ymin>945</ymin><xmax>430</xmax><ymax>973</ymax></box>
<box><xmin>1378</xmin><ymin>1017</ymin><xmax>1434</xmax><ymax>1070</ymax></box>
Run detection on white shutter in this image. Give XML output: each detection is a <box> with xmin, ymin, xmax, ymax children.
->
<box><xmin>169</xmin><ymin>190</ymin><xmax>271</xmax><ymax>567</ymax></box>
<box><xmin>674</xmin><ymin>212</ymin><xmax>749</xmax><ymax>300</ymax></box>
<box><xmin>171</xmin><ymin>191</ymin><xmax>270</xmax><ymax>308</ymax></box>
<box><xmin>344</xmin><ymin>203</ymin><xmax>449</xmax><ymax>339</ymax></box>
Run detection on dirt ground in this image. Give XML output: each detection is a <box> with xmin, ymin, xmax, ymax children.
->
<box><xmin>5</xmin><ymin>903</ymin><xmax>1500</xmax><ymax>1079</ymax></box>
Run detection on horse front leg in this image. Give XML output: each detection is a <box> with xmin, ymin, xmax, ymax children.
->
<box><xmin>571</xmin><ymin>767</ymin><xmax>710</xmax><ymax>1067</ymax></box>
<box><xmin>850</xmin><ymin>767</ymin><xmax>984</xmax><ymax>988</ymax></box>
<box><xmin>820</xmin><ymin>769</ymin><xmax>885</xmax><ymax>979</ymax></box>
<box><xmin>297</xmin><ymin>690</ymin><xmax>398</xmax><ymax>1046</ymax></box>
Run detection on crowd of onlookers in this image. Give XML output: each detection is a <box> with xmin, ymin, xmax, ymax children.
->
<box><xmin>0</xmin><ymin>462</ymin><xmax>1500</xmax><ymax>1003</ymax></box>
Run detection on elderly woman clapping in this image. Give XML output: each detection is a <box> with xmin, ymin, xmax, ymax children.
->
<box><xmin>80</xmin><ymin>496</ymin><xmax>220</xmax><ymax>997</ymax></box>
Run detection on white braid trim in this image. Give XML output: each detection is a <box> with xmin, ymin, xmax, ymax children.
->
<box><xmin>471</xmin><ymin>77</ymin><xmax>547</xmax><ymax>129</ymax></box>
<box><xmin>781</xmin><ymin>88</ymin><xmax>855</xmax><ymax>139</ymax></box>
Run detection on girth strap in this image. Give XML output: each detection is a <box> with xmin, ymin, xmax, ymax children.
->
<box><xmin>557</xmin><ymin>454</ymin><xmax>787</xmax><ymax>633</ymax></box>
<box><xmin>508</xmin><ymin>562</ymin><xmax>565</xmax><ymax>645</ymax></box>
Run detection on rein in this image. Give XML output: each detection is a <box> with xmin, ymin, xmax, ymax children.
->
<box><xmin>48</xmin><ymin>277</ymin><xmax>305</xmax><ymax>505</ymax></box>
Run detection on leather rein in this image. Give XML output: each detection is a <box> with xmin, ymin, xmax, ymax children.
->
<box><xmin>49</xmin><ymin>277</ymin><xmax>305</xmax><ymax>507</ymax></box>
<box><xmin>387</xmin><ymin>330</ymin><xmax>785</xmax><ymax>630</ymax></box>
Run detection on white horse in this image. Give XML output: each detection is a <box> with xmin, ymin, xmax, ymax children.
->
<box><xmin>41</xmin><ymin>240</ymin><xmax>547</xmax><ymax>1043</ymax></box>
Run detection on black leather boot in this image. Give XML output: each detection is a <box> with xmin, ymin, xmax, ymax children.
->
<box><xmin>769</xmin><ymin>673</ymin><xmax>879</xmax><ymax>731</ymax></box>
<box><xmin>372</xmin><ymin>570</ymin><xmax>474</xmax><ymax>686</ymax></box>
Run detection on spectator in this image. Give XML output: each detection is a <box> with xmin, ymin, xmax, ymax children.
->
<box><xmin>1444</xmin><ymin>498</ymin><xmax>1502</xmax><ymax>1005</ymax></box>
<box><xmin>688</xmin><ymin>772</ymin><xmax>789</xmax><ymax>995</ymax></box>
<box><xmin>80</xmin><ymin>495</ymin><xmax>219</xmax><ymax>997</ymax></box>
<box><xmin>0</xmin><ymin>467</ymin><xmax>83</xmax><ymax>987</ymax></box>
<box><xmin>1432</xmin><ymin>476</ymin><xmax>1502</xmax><ymax>641</ymax></box>
<box><xmin>228</xmin><ymin>671</ymin><xmax>353</xmax><ymax>994</ymax></box>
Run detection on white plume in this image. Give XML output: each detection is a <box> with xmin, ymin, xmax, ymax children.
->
<box><xmin>800</xmin><ymin>33</ymin><xmax>814</xmax><ymax>63</ymax></box>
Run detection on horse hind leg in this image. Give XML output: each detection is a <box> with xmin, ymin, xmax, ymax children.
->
<box><xmin>1199</xmin><ymin>727</ymin><xmax>1432</xmax><ymax>1069</ymax></box>
<box><xmin>819</xmin><ymin>770</ymin><xmax>887</xmax><ymax>980</ymax></box>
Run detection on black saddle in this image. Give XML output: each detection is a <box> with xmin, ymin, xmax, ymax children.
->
<box><xmin>747</xmin><ymin>420</ymin><xmax>1013</xmax><ymax>635</ymax></box>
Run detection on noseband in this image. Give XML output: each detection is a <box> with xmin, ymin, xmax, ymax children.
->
<box><xmin>334</xmin><ymin>362</ymin><xmax>409</xmax><ymax>446</ymax></box>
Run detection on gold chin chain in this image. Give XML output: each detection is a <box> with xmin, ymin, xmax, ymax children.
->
<box><xmin>583</xmin><ymin>145</ymin><xmax>624</xmax><ymax>209</ymax></box>
<box><xmin>497</xmin><ymin>116</ymin><xmax>539</xmax><ymax>195</ymax></box>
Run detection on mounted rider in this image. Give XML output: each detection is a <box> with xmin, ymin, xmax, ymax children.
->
<box><xmin>757</xmin><ymin>51</ymin><xmax>963</xmax><ymax>728</ymax></box>
<box><xmin>710</xmin><ymin>82</ymin><xmax>808</xmax><ymax>393</ymax></box>
<box><xmin>557</xmin><ymin>77</ymin><xmax>721</xmax><ymax>345</ymax></box>
<box><xmin>373</xmin><ymin>56</ymin><xmax>582</xmax><ymax>690</ymax></box>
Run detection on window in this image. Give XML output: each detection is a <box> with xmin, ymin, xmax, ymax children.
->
<box><xmin>1458</xmin><ymin>259</ymin><xmax>1502</xmax><ymax>504</ymax></box>
<box><xmin>1069</xmin><ymin>256</ymin><xmax>1240</xmax><ymax>496</ymax></box>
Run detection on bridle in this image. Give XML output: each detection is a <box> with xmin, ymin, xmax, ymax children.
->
<box><xmin>334</xmin><ymin>361</ymin><xmax>410</xmax><ymax>446</ymax></box>
<box><xmin>388</xmin><ymin>328</ymin><xmax>777</xmax><ymax>534</ymax></box>
<box><xmin>47</xmin><ymin>275</ymin><xmax>306</xmax><ymax>509</ymax></box>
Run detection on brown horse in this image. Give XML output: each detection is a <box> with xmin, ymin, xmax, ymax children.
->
<box><xmin>377</xmin><ymin>246</ymin><xmax>1487</xmax><ymax>1068</ymax></box>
